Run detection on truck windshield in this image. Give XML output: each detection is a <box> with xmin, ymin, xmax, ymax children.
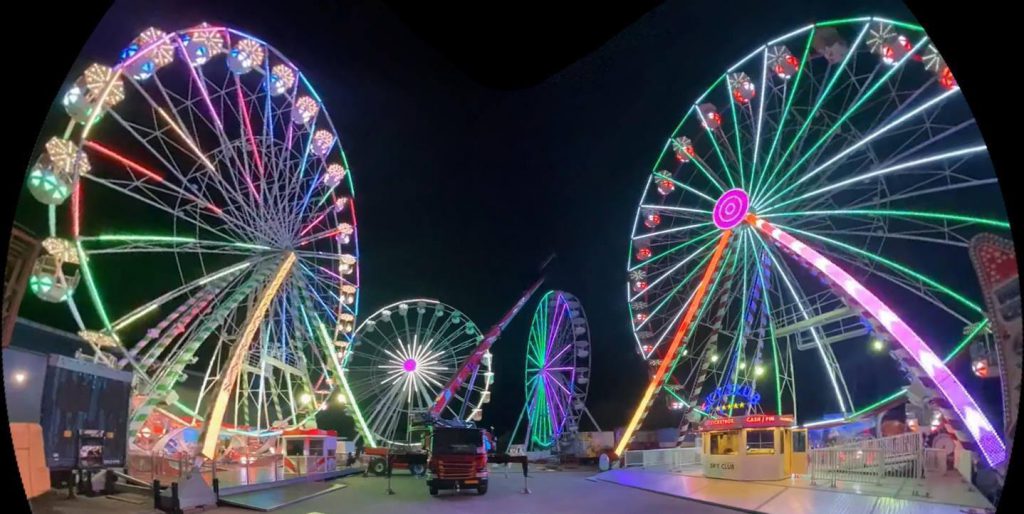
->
<box><xmin>432</xmin><ymin>428</ymin><xmax>481</xmax><ymax>454</ymax></box>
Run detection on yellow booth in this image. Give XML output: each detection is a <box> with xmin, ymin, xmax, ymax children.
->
<box><xmin>700</xmin><ymin>414</ymin><xmax>807</xmax><ymax>481</ymax></box>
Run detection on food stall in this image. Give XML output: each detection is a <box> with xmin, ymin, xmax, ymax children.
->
<box><xmin>280</xmin><ymin>428</ymin><xmax>337</xmax><ymax>475</ymax></box>
<box><xmin>700</xmin><ymin>414</ymin><xmax>807</xmax><ymax>481</ymax></box>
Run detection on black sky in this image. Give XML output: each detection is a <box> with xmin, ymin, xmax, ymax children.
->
<box><xmin>23</xmin><ymin>0</ymin><xmax>1010</xmax><ymax>441</ymax></box>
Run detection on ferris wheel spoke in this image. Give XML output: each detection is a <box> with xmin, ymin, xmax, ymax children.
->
<box><xmin>792</xmin><ymin>118</ymin><xmax>980</xmax><ymax>215</ymax></box>
<box><xmin>765</xmin><ymin>145</ymin><xmax>987</xmax><ymax>213</ymax></box>
<box><xmin>751</xmin><ymin>231</ymin><xmax>852</xmax><ymax>414</ymax></box>
<box><xmin>82</xmin><ymin>175</ymin><xmax>248</xmax><ymax>244</ymax></box>
<box><xmin>756</xmin><ymin>36</ymin><xmax>932</xmax><ymax>207</ymax></box>
<box><xmin>629</xmin><ymin>233</ymin><xmax>721</xmax><ymax>302</ymax></box>
<box><xmin>758</xmin><ymin>24</ymin><xmax>871</xmax><ymax>203</ymax></box>
<box><xmin>754</xmin><ymin>29</ymin><xmax>817</xmax><ymax>199</ymax></box>
<box><xmin>138</xmin><ymin>74</ymin><xmax>258</xmax><ymax>214</ymax></box>
<box><xmin>774</xmin><ymin>224</ymin><xmax>982</xmax><ymax>321</ymax></box>
<box><xmin>648</xmin><ymin>174</ymin><xmax>719</xmax><ymax>206</ymax></box>
<box><xmin>635</xmin><ymin>246</ymin><xmax>720</xmax><ymax>332</ymax></box>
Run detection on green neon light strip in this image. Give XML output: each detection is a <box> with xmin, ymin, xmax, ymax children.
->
<box><xmin>753</xmin><ymin>29</ymin><xmax>815</xmax><ymax>199</ymax></box>
<box><xmin>872</xmin><ymin>17</ymin><xmax>925</xmax><ymax>32</ymax></box>
<box><xmin>652</xmin><ymin>172</ymin><xmax>718</xmax><ymax>205</ymax></box>
<box><xmin>75</xmin><ymin>240</ymin><xmax>115</xmax><ymax>332</ymax></box>
<box><xmin>640</xmin><ymin>244</ymin><xmax>717</xmax><ymax>326</ymax></box>
<box><xmin>767</xmin><ymin>210</ymin><xmax>1010</xmax><ymax>229</ymax></box>
<box><xmin>665</xmin><ymin>387</ymin><xmax>711</xmax><ymax>417</ymax></box>
<box><xmin>92</xmin><ymin>234</ymin><xmax>272</xmax><ymax>250</ymax></box>
<box><xmin>688</xmin><ymin>153</ymin><xmax>728</xmax><ymax>194</ymax></box>
<box><xmin>726</xmin><ymin>74</ymin><xmax>745</xmax><ymax>190</ymax></box>
<box><xmin>304</xmin><ymin>304</ymin><xmax>375</xmax><ymax>447</ymax></box>
<box><xmin>629</xmin><ymin>227</ymin><xmax>719</xmax><ymax>272</ymax></box>
<box><xmin>775</xmin><ymin>223</ymin><xmax>984</xmax><ymax>315</ymax></box>
<box><xmin>757</xmin><ymin>23</ymin><xmax>868</xmax><ymax>201</ymax></box>
<box><xmin>662</xmin><ymin>239</ymin><xmax>742</xmax><ymax>416</ymax></box>
<box><xmin>750</xmin><ymin>230</ymin><xmax>783</xmax><ymax>414</ymax></box>
<box><xmin>829</xmin><ymin>321</ymin><xmax>987</xmax><ymax>423</ymax></box>
<box><xmin>697</xmin><ymin>106</ymin><xmax>737</xmax><ymax>190</ymax></box>
<box><xmin>756</xmin><ymin>36</ymin><xmax>931</xmax><ymax>207</ymax></box>
<box><xmin>727</xmin><ymin>234</ymin><xmax>752</xmax><ymax>417</ymax></box>
<box><xmin>815</xmin><ymin>17</ymin><xmax>872</xmax><ymax>27</ymax></box>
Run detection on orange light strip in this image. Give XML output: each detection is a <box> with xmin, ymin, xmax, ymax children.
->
<box><xmin>198</xmin><ymin>252</ymin><xmax>296</xmax><ymax>461</ymax></box>
<box><xmin>614</xmin><ymin>230</ymin><xmax>732</xmax><ymax>457</ymax></box>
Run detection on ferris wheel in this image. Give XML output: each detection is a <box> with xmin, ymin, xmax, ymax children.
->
<box><xmin>22</xmin><ymin>23</ymin><xmax>364</xmax><ymax>460</ymax></box>
<box><xmin>621</xmin><ymin>17</ymin><xmax>1010</xmax><ymax>467</ymax></box>
<box><xmin>509</xmin><ymin>291</ymin><xmax>598</xmax><ymax>452</ymax></box>
<box><xmin>348</xmin><ymin>299</ymin><xmax>493</xmax><ymax>448</ymax></box>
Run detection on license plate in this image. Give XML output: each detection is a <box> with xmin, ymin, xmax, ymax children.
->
<box><xmin>464</xmin><ymin>479</ymin><xmax>478</xmax><ymax>484</ymax></box>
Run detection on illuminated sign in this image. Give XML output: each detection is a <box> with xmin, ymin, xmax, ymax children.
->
<box><xmin>701</xmin><ymin>414</ymin><xmax>795</xmax><ymax>431</ymax></box>
<box><xmin>702</xmin><ymin>383</ymin><xmax>760</xmax><ymax>412</ymax></box>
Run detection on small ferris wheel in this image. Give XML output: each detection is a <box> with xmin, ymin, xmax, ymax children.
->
<box><xmin>509</xmin><ymin>291</ymin><xmax>600</xmax><ymax>452</ymax></box>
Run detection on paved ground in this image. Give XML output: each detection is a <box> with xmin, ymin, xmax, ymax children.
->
<box><xmin>30</xmin><ymin>469</ymin><xmax>745</xmax><ymax>514</ymax></box>
<box><xmin>220</xmin><ymin>469</ymin><xmax>745</xmax><ymax>514</ymax></box>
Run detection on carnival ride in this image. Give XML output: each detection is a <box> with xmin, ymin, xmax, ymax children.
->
<box><xmin>618</xmin><ymin>16</ymin><xmax>1011</xmax><ymax>470</ymax></box>
<box><xmin>348</xmin><ymin>299</ymin><xmax>492</xmax><ymax>448</ymax></box>
<box><xmin>508</xmin><ymin>291</ymin><xmax>600</xmax><ymax>452</ymax></box>
<box><xmin>23</xmin><ymin>22</ymin><xmax>365</xmax><ymax>472</ymax></box>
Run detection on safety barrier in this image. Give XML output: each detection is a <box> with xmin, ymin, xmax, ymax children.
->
<box><xmin>809</xmin><ymin>447</ymin><xmax>884</xmax><ymax>487</ymax></box>
<box><xmin>810</xmin><ymin>432</ymin><xmax>935</xmax><ymax>486</ymax></box>
<box><xmin>923</xmin><ymin>448</ymin><xmax>951</xmax><ymax>477</ymax></box>
<box><xmin>622</xmin><ymin>447</ymin><xmax>700</xmax><ymax>469</ymax></box>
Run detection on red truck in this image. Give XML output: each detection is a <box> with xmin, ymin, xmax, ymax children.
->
<box><xmin>426</xmin><ymin>426</ymin><xmax>494</xmax><ymax>496</ymax></box>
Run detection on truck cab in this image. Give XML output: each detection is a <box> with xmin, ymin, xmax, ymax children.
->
<box><xmin>426</xmin><ymin>426</ymin><xmax>492</xmax><ymax>496</ymax></box>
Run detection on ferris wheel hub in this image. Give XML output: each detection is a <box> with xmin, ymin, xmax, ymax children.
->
<box><xmin>712</xmin><ymin>188</ymin><xmax>750</xmax><ymax>230</ymax></box>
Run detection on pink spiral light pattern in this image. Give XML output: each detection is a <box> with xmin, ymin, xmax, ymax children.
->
<box><xmin>749</xmin><ymin>214</ymin><xmax>1007</xmax><ymax>467</ymax></box>
<box><xmin>712</xmin><ymin>188</ymin><xmax>750</xmax><ymax>230</ymax></box>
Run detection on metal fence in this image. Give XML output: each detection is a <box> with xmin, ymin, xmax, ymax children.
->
<box><xmin>810</xmin><ymin>432</ymin><xmax>935</xmax><ymax>487</ymax></box>
<box><xmin>809</xmin><ymin>448</ymin><xmax>884</xmax><ymax>487</ymax></box>
<box><xmin>923</xmin><ymin>448</ymin><xmax>951</xmax><ymax>477</ymax></box>
<box><xmin>622</xmin><ymin>447</ymin><xmax>701</xmax><ymax>470</ymax></box>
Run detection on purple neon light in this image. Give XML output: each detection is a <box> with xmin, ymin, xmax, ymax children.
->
<box><xmin>751</xmin><ymin>215</ymin><xmax>1007</xmax><ymax>467</ymax></box>
<box><xmin>713</xmin><ymin>188</ymin><xmax>750</xmax><ymax>230</ymax></box>
<box><xmin>403</xmin><ymin>358</ymin><xmax>417</xmax><ymax>372</ymax></box>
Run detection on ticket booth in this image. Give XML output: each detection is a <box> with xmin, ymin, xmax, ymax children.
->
<box><xmin>700</xmin><ymin>415</ymin><xmax>806</xmax><ymax>481</ymax></box>
<box><xmin>280</xmin><ymin>429</ymin><xmax>337</xmax><ymax>475</ymax></box>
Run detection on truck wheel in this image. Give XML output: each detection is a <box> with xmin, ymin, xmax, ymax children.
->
<box><xmin>477</xmin><ymin>485</ymin><xmax>488</xmax><ymax>495</ymax></box>
<box><xmin>369</xmin><ymin>458</ymin><xmax>387</xmax><ymax>476</ymax></box>
<box><xmin>409</xmin><ymin>463</ymin><xmax>426</xmax><ymax>476</ymax></box>
<box><xmin>429</xmin><ymin>486</ymin><xmax>439</xmax><ymax>496</ymax></box>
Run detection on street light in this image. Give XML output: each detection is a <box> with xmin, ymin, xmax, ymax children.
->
<box><xmin>871</xmin><ymin>338</ymin><xmax>886</xmax><ymax>352</ymax></box>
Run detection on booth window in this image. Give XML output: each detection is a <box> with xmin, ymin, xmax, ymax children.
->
<box><xmin>286</xmin><ymin>439</ymin><xmax>304</xmax><ymax>456</ymax></box>
<box><xmin>792</xmin><ymin>431</ymin><xmax>807</xmax><ymax>453</ymax></box>
<box><xmin>709</xmin><ymin>431</ymin><xmax>740</xmax><ymax>455</ymax></box>
<box><xmin>309</xmin><ymin>439</ymin><xmax>324</xmax><ymax>456</ymax></box>
<box><xmin>746</xmin><ymin>429</ymin><xmax>775</xmax><ymax>454</ymax></box>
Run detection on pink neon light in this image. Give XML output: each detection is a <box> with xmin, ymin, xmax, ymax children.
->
<box><xmin>403</xmin><ymin>359</ymin><xmax>417</xmax><ymax>372</ymax></box>
<box><xmin>85</xmin><ymin>141</ymin><xmax>226</xmax><ymax>216</ymax></box>
<box><xmin>85</xmin><ymin>141</ymin><xmax>165</xmax><ymax>182</ymax></box>
<box><xmin>236</xmin><ymin>78</ymin><xmax>266</xmax><ymax>177</ymax></box>
<box><xmin>176</xmin><ymin>38</ymin><xmax>224</xmax><ymax>131</ymax></box>
<box><xmin>713</xmin><ymin>188</ymin><xmax>749</xmax><ymax>230</ymax></box>
<box><xmin>299</xmin><ymin>210</ymin><xmax>329</xmax><ymax>237</ymax></box>
<box><xmin>749</xmin><ymin>215</ymin><xmax>1007</xmax><ymax>466</ymax></box>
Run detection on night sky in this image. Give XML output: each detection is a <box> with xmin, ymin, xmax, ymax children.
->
<box><xmin>18</xmin><ymin>0</ymin><xmax>1010</xmax><ymax>442</ymax></box>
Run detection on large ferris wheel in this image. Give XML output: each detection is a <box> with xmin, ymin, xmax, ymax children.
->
<box><xmin>348</xmin><ymin>299</ymin><xmax>493</xmax><ymax>448</ymax></box>
<box><xmin>619</xmin><ymin>17</ymin><xmax>1010</xmax><ymax>467</ymax></box>
<box><xmin>23</xmin><ymin>23</ymin><xmax>365</xmax><ymax>461</ymax></box>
